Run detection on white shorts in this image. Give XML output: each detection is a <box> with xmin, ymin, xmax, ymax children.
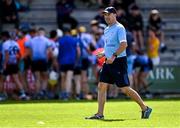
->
<box><xmin>152</xmin><ymin>57</ymin><xmax>160</xmax><ymax>66</ymax></box>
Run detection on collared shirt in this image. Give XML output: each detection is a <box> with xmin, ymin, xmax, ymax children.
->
<box><xmin>104</xmin><ymin>22</ymin><xmax>127</xmax><ymax>58</ymax></box>
<box><xmin>25</xmin><ymin>35</ymin><xmax>52</xmax><ymax>61</ymax></box>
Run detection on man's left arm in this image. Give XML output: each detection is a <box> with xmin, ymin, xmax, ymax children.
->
<box><xmin>113</xmin><ymin>41</ymin><xmax>127</xmax><ymax>57</ymax></box>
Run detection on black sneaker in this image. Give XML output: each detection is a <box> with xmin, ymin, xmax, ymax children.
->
<box><xmin>141</xmin><ymin>107</ymin><xmax>152</xmax><ymax>119</ymax></box>
<box><xmin>85</xmin><ymin>114</ymin><xmax>104</xmax><ymax>120</ymax></box>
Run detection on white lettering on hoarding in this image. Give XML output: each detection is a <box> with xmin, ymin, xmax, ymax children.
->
<box><xmin>166</xmin><ymin>68</ymin><xmax>174</xmax><ymax>79</ymax></box>
<box><xmin>149</xmin><ymin>67</ymin><xmax>174</xmax><ymax>80</ymax></box>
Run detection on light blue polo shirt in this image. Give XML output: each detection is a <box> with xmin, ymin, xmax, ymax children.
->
<box><xmin>25</xmin><ymin>35</ymin><xmax>52</xmax><ymax>61</ymax></box>
<box><xmin>104</xmin><ymin>22</ymin><xmax>127</xmax><ymax>58</ymax></box>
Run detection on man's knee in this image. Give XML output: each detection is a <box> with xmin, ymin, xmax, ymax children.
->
<box><xmin>120</xmin><ymin>87</ymin><xmax>130</xmax><ymax>94</ymax></box>
<box><xmin>98</xmin><ymin>82</ymin><xmax>108</xmax><ymax>91</ymax></box>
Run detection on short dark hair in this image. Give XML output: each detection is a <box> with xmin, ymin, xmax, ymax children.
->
<box><xmin>38</xmin><ymin>27</ymin><xmax>45</xmax><ymax>32</ymax></box>
<box><xmin>130</xmin><ymin>4</ymin><xmax>139</xmax><ymax>10</ymax></box>
<box><xmin>50</xmin><ymin>30</ymin><xmax>57</xmax><ymax>38</ymax></box>
<box><xmin>29</xmin><ymin>28</ymin><xmax>36</xmax><ymax>34</ymax></box>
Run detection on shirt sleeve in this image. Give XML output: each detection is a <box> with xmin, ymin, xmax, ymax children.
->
<box><xmin>117</xmin><ymin>26</ymin><xmax>127</xmax><ymax>43</ymax></box>
<box><xmin>2</xmin><ymin>43</ymin><xmax>8</xmax><ymax>52</ymax></box>
<box><xmin>47</xmin><ymin>39</ymin><xmax>52</xmax><ymax>48</ymax></box>
<box><xmin>25</xmin><ymin>40</ymin><xmax>31</xmax><ymax>48</ymax></box>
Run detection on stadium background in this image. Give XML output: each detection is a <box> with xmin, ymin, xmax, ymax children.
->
<box><xmin>0</xmin><ymin>0</ymin><xmax>180</xmax><ymax>98</ymax></box>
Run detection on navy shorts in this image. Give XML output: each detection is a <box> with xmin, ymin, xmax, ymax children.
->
<box><xmin>99</xmin><ymin>57</ymin><xmax>130</xmax><ymax>88</ymax></box>
<box><xmin>74</xmin><ymin>66</ymin><xmax>81</xmax><ymax>75</ymax></box>
<box><xmin>133</xmin><ymin>58</ymin><xmax>153</xmax><ymax>72</ymax></box>
<box><xmin>31</xmin><ymin>60</ymin><xmax>48</xmax><ymax>72</ymax></box>
<box><xmin>60</xmin><ymin>64</ymin><xmax>74</xmax><ymax>72</ymax></box>
<box><xmin>4</xmin><ymin>64</ymin><xmax>19</xmax><ymax>75</ymax></box>
<box><xmin>81</xmin><ymin>58</ymin><xmax>90</xmax><ymax>70</ymax></box>
<box><xmin>24</xmin><ymin>56</ymin><xmax>32</xmax><ymax>70</ymax></box>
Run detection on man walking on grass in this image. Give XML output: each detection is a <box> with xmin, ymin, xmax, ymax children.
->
<box><xmin>86</xmin><ymin>7</ymin><xmax>152</xmax><ymax>120</ymax></box>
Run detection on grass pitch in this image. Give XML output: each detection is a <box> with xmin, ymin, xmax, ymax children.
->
<box><xmin>0</xmin><ymin>99</ymin><xmax>180</xmax><ymax>128</ymax></box>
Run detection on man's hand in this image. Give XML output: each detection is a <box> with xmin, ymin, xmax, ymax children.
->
<box><xmin>106</xmin><ymin>56</ymin><xmax>116</xmax><ymax>64</ymax></box>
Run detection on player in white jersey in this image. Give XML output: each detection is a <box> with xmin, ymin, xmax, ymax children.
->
<box><xmin>2</xmin><ymin>31</ymin><xmax>28</xmax><ymax>100</ymax></box>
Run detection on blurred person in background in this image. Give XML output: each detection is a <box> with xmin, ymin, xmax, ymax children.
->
<box><xmin>25</xmin><ymin>28</ymin><xmax>52</xmax><ymax>99</ymax></box>
<box><xmin>115</xmin><ymin>5</ymin><xmax>128</xmax><ymax>27</ymax></box>
<box><xmin>47</xmin><ymin>30</ymin><xmax>59</xmax><ymax>99</ymax></box>
<box><xmin>1</xmin><ymin>0</ymin><xmax>19</xmax><ymax>28</ymax></box>
<box><xmin>56</xmin><ymin>0</ymin><xmax>78</xmax><ymax>29</ymax></box>
<box><xmin>0</xmin><ymin>0</ymin><xmax>3</xmax><ymax>33</ymax></box>
<box><xmin>94</xmin><ymin>6</ymin><xmax>106</xmax><ymax>25</ymax></box>
<box><xmin>0</xmin><ymin>34</ymin><xmax>6</xmax><ymax>101</ymax></box>
<box><xmin>133</xmin><ymin>50</ymin><xmax>153</xmax><ymax>95</ymax></box>
<box><xmin>147</xmin><ymin>27</ymin><xmax>160</xmax><ymax>66</ymax></box>
<box><xmin>2</xmin><ymin>31</ymin><xmax>28</xmax><ymax>100</ymax></box>
<box><xmin>78</xmin><ymin>26</ymin><xmax>93</xmax><ymax>99</ymax></box>
<box><xmin>128</xmin><ymin>4</ymin><xmax>144</xmax><ymax>50</ymax></box>
<box><xmin>89</xmin><ymin>20</ymin><xmax>101</xmax><ymax>84</ymax></box>
<box><xmin>58</xmin><ymin>28</ymin><xmax>79</xmax><ymax>100</ymax></box>
<box><xmin>23</xmin><ymin>28</ymin><xmax>36</xmax><ymax>96</ymax></box>
<box><xmin>113</xmin><ymin>0</ymin><xmax>136</xmax><ymax>14</ymax></box>
<box><xmin>98</xmin><ymin>0</ymin><xmax>114</xmax><ymax>7</ymax></box>
<box><xmin>124</xmin><ymin>22</ymin><xmax>136</xmax><ymax>89</ymax></box>
<box><xmin>148</xmin><ymin>9</ymin><xmax>166</xmax><ymax>53</ymax></box>
<box><xmin>71</xmin><ymin>29</ymin><xmax>82</xmax><ymax>100</ymax></box>
<box><xmin>95</xmin><ymin>23</ymin><xmax>106</xmax><ymax>49</ymax></box>
<box><xmin>16</xmin><ymin>28</ymin><xmax>29</xmax><ymax>91</ymax></box>
<box><xmin>90</xmin><ymin>20</ymin><xmax>100</xmax><ymax>34</ymax></box>
<box><xmin>28</xmin><ymin>28</ymin><xmax>37</xmax><ymax>39</ymax></box>
<box><xmin>48</xmin><ymin>30</ymin><xmax>59</xmax><ymax>70</ymax></box>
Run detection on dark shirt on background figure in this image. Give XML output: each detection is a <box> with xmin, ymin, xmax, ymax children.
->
<box><xmin>128</xmin><ymin>4</ymin><xmax>143</xmax><ymax>31</ymax></box>
<box><xmin>115</xmin><ymin>6</ymin><xmax>128</xmax><ymax>28</ymax></box>
<box><xmin>94</xmin><ymin>6</ymin><xmax>106</xmax><ymax>25</ymax></box>
<box><xmin>56</xmin><ymin>0</ymin><xmax>78</xmax><ymax>29</ymax></box>
<box><xmin>126</xmin><ymin>30</ymin><xmax>135</xmax><ymax>57</ymax></box>
<box><xmin>1</xmin><ymin>0</ymin><xmax>19</xmax><ymax>28</ymax></box>
<box><xmin>0</xmin><ymin>0</ymin><xmax>3</xmax><ymax>32</ymax></box>
<box><xmin>113</xmin><ymin>0</ymin><xmax>136</xmax><ymax>14</ymax></box>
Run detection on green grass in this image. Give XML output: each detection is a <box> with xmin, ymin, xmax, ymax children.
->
<box><xmin>0</xmin><ymin>99</ymin><xmax>180</xmax><ymax>128</ymax></box>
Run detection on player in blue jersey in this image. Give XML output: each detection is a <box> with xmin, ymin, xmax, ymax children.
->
<box><xmin>58</xmin><ymin>28</ymin><xmax>79</xmax><ymax>100</ymax></box>
<box><xmin>25</xmin><ymin>28</ymin><xmax>52</xmax><ymax>99</ymax></box>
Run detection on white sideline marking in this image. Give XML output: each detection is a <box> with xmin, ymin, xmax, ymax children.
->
<box><xmin>37</xmin><ymin>121</ymin><xmax>45</xmax><ymax>125</ymax></box>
